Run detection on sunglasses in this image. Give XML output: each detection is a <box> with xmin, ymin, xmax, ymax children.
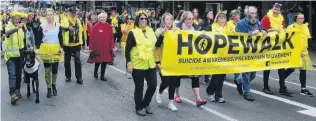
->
<box><xmin>140</xmin><ymin>18</ymin><xmax>148</xmax><ymax>21</ymax></box>
<box><xmin>127</xmin><ymin>18</ymin><xmax>132</xmax><ymax>20</ymax></box>
<box><xmin>297</xmin><ymin>18</ymin><xmax>305</xmax><ymax>19</ymax></box>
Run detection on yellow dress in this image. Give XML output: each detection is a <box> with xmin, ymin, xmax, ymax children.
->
<box><xmin>287</xmin><ymin>23</ymin><xmax>312</xmax><ymax>70</ymax></box>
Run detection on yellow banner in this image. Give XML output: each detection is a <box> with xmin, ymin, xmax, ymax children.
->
<box><xmin>161</xmin><ymin>30</ymin><xmax>303</xmax><ymax>76</ymax></box>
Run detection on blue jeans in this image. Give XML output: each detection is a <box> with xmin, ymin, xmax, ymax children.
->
<box><xmin>235</xmin><ymin>72</ymin><xmax>256</xmax><ymax>94</ymax></box>
<box><xmin>6</xmin><ymin>57</ymin><xmax>22</xmax><ymax>95</ymax></box>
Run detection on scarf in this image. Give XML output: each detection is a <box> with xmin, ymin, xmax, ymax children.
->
<box><xmin>267</xmin><ymin>10</ymin><xmax>284</xmax><ymax>29</ymax></box>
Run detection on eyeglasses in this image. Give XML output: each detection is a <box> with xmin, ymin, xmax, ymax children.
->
<box><xmin>140</xmin><ymin>18</ymin><xmax>148</xmax><ymax>21</ymax></box>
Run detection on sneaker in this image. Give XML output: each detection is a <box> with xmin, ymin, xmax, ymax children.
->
<box><xmin>263</xmin><ymin>87</ymin><xmax>274</xmax><ymax>95</ymax></box>
<box><xmin>15</xmin><ymin>90</ymin><xmax>22</xmax><ymax>99</ymax></box>
<box><xmin>196</xmin><ymin>99</ymin><xmax>207</xmax><ymax>107</ymax></box>
<box><xmin>203</xmin><ymin>78</ymin><xmax>210</xmax><ymax>84</ymax></box>
<box><xmin>216</xmin><ymin>97</ymin><xmax>226</xmax><ymax>103</ymax></box>
<box><xmin>174</xmin><ymin>95</ymin><xmax>182</xmax><ymax>103</ymax></box>
<box><xmin>168</xmin><ymin>100</ymin><xmax>178</xmax><ymax>111</ymax></box>
<box><xmin>279</xmin><ymin>88</ymin><xmax>293</xmax><ymax>97</ymax></box>
<box><xmin>136</xmin><ymin>109</ymin><xmax>146</xmax><ymax>116</ymax></box>
<box><xmin>126</xmin><ymin>73</ymin><xmax>132</xmax><ymax>79</ymax></box>
<box><xmin>207</xmin><ymin>94</ymin><xmax>215</xmax><ymax>102</ymax></box>
<box><xmin>65</xmin><ymin>78</ymin><xmax>71</xmax><ymax>82</ymax></box>
<box><xmin>10</xmin><ymin>94</ymin><xmax>19</xmax><ymax>105</ymax></box>
<box><xmin>243</xmin><ymin>93</ymin><xmax>254</xmax><ymax>101</ymax></box>
<box><xmin>156</xmin><ymin>93</ymin><xmax>162</xmax><ymax>104</ymax></box>
<box><xmin>145</xmin><ymin>106</ymin><xmax>153</xmax><ymax>114</ymax></box>
<box><xmin>301</xmin><ymin>89</ymin><xmax>314</xmax><ymax>97</ymax></box>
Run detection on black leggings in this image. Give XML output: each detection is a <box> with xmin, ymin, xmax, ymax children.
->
<box><xmin>206</xmin><ymin>74</ymin><xmax>225</xmax><ymax>98</ymax></box>
<box><xmin>132</xmin><ymin>68</ymin><xmax>157</xmax><ymax>110</ymax></box>
<box><xmin>44</xmin><ymin>62</ymin><xmax>59</xmax><ymax>74</ymax></box>
<box><xmin>158</xmin><ymin>73</ymin><xmax>176</xmax><ymax>100</ymax></box>
<box><xmin>94</xmin><ymin>62</ymin><xmax>107</xmax><ymax>77</ymax></box>
<box><xmin>174</xmin><ymin>76</ymin><xmax>200</xmax><ymax>88</ymax></box>
<box><xmin>284</xmin><ymin>68</ymin><xmax>306</xmax><ymax>88</ymax></box>
<box><xmin>263</xmin><ymin>69</ymin><xmax>286</xmax><ymax>89</ymax></box>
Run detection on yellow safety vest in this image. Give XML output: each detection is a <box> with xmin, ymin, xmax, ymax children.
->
<box><xmin>61</xmin><ymin>17</ymin><xmax>83</xmax><ymax>46</ymax></box>
<box><xmin>3</xmin><ymin>22</ymin><xmax>24</xmax><ymax>62</ymax></box>
<box><xmin>130</xmin><ymin>27</ymin><xmax>157</xmax><ymax>70</ymax></box>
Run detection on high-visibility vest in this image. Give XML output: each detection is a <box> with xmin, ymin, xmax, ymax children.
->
<box><xmin>61</xmin><ymin>17</ymin><xmax>83</xmax><ymax>47</ymax></box>
<box><xmin>3</xmin><ymin>22</ymin><xmax>24</xmax><ymax>62</ymax></box>
<box><xmin>129</xmin><ymin>27</ymin><xmax>157</xmax><ymax>70</ymax></box>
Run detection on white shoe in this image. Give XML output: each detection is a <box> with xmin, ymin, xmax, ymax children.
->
<box><xmin>168</xmin><ymin>100</ymin><xmax>178</xmax><ymax>111</ymax></box>
<box><xmin>208</xmin><ymin>94</ymin><xmax>215</xmax><ymax>102</ymax></box>
<box><xmin>156</xmin><ymin>93</ymin><xmax>162</xmax><ymax>104</ymax></box>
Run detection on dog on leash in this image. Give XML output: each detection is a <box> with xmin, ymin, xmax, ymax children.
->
<box><xmin>23</xmin><ymin>50</ymin><xmax>40</xmax><ymax>104</ymax></box>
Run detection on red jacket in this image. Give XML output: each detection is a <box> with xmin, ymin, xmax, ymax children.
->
<box><xmin>261</xmin><ymin>15</ymin><xmax>285</xmax><ymax>30</ymax></box>
<box><xmin>88</xmin><ymin>22</ymin><xmax>114</xmax><ymax>63</ymax></box>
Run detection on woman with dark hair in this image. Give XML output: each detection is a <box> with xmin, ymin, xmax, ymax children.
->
<box><xmin>284</xmin><ymin>13</ymin><xmax>313</xmax><ymax>97</ymax></box>
<box><xmin>87</xmin><ymin>14</ymin><xmax>97</xmax><ymax>47</ymax></box>
<box><xmin>149</xmin><ymin>10</ymin><xmax>159</xmax><ymax>31</ymax></box>
<box><xmin>125</xmin><ymin>10</ymin><xmax>158</xmax><ymax>116</ymax></box>
<box><xmin>174</xmin><ymin>11</ymin><xmax>207</xmax><ymax>107</ymax></box>
<box><xmin>199</xmin><ymin>10</ymin><xmax>214</xmax><ymax>31</ymax></box>
<box><xmin>174</xmin><ymin>10</ymin><xmax>184</xmax><ymax>25</ymax></box>
<box><xmin>198</xmin><ymin>10</ymin><xmax>214</xmax><ymax>84</ymax></box>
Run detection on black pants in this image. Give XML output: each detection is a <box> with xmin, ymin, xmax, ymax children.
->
<box><xmin>263</xmin><ymin>69</ymin><xmax>286</xmax><ymax>89</ymax></box>
<box><xmin>158</xmin><ymin>73</ymin><xmax>176</xmax><ymax>100</ymax></box>
<box><xmin>44</xmin><ymin>62</ymin><xmax>59</xmax><ymax>74</ymax></box>
<box><xmin>206</xmin><ymin>74</ymin><xmax>225</xmax><ymax>98</ymax></box>
<box><xmin>64</xmin><ymin>45</ymin><xmax>82</xmax><ymax>80</ymax></box>
<box><xmin>284</xmin><ymin>69</ymin><xmax>306</xmax><ymax>88</ymax></box>
<box><xmin>132</xmin><ymin>68</ymin><xmax>157</xmax><ymax>110</ymax></box>
<box><xmin>174</xmin><ymin>76</ymin><xmax>199</xmax><ymax>88</ymax></box>
<box><xmin>94</xmin><ymin>62</ymin><xmax>107</xmax><ymax>77</ymax></box>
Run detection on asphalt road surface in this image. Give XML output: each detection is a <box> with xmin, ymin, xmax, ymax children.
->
<box><xmin>1</xmin><ymin>50</ymin><xmax>316</xmax><ymax>121</ymax></box>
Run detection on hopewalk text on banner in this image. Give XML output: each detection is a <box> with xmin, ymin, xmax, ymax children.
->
<box><xmin>160</xmin><ymin>30</ymin><xmax>303</xmax><ymax>76</ymax></box>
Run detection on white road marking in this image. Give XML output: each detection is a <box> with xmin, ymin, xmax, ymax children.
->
<box><xmin>81</xmin><ymin>52</ymin><xmax>238</xmax><ymax>121</ymax></box>
<box><xmin>256</xmin><ymin>74</ymin><xmax>316</xmax><ymax>90</ymax></box>
<box><xmin>224</xmin><ymin>82</ymin><xmax>316</xmax><ymax>118</ymax></box>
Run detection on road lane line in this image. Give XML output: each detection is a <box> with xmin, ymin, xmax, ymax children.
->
<box><xmin>224</xmin><ymin>82</ymin><xmax>316</xmax><ymax>117</ymax></box>
<box><xmin>81</xmin><ymin>52</ymin><xmax>238</xmax><ymax>121</ymax></box>
<box><xmin>256</xmin><ymin>74</ymin><xmax>316</xmax><ymax>90</ymax></box>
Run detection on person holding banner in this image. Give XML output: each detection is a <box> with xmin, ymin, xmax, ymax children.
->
<box><xmin>199</xmin><ymin>10</ymin><xmax>214</xmax><ymax>84</ymax></box>
<box><xmin>206</xmin><ymin>10</ymin><xmax>232</xmax><ymax>103</ymax></box>
<box><xmin>283</xmin><ymin>13</ymin><xmax>313</xmax><ymax>97</ymax></box>
<box><xmin>174</xmin><ymin>11</ymin><xmax>207</xmax><ymax>107</ymax></box>
<box><xmin>125</xmin><ymin>10</ymin><xmax>158</xmax><ymax>116</ymax></box>
<box><xmin>261</xmin><ymin>3</ymin><xmax>293</xmax><ymax>96</ymax></box>
<box><xmin>235</xmin><ymin>6</ymin><xmax>267</xmax><ymax>101</ymax></box>
<box><xmin>155</xmin><ymin>13</ymin><xmax>178</xmax><ymax>111</ymax></box>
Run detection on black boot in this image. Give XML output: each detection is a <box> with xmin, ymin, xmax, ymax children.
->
<box><xmin>47</xmin><ymin>88</ymin><xmax>52</xmax><ymax>98</ymax></box>
<box><xmin>52</xmin><ymin>84</ymin><xmax>57</xmax><ymax>96</ymax></box>
<box><xmin>94</xmin><ymin>72</ymin><xmax>98</xmax><ymax>79</ymax></box>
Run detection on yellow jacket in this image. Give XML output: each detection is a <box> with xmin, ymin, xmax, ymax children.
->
<box><xmin>129</xmin><ymin>27</ymin><xmax>157</xmax><ymax>70</ymax></box>
<box><xmin>3</xmin><ymin>22</ymin><xmax>25</xmax><ymax>62</ymax></box>
<box><xmin>226</xmin><ymin>20</ymin><xmax>237</xmax><ymax>32</ymax></box>
<box><xmin>60</xmin><ymin>16</ymin><xmax>83</xmax><ymax>46</ymax></box>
